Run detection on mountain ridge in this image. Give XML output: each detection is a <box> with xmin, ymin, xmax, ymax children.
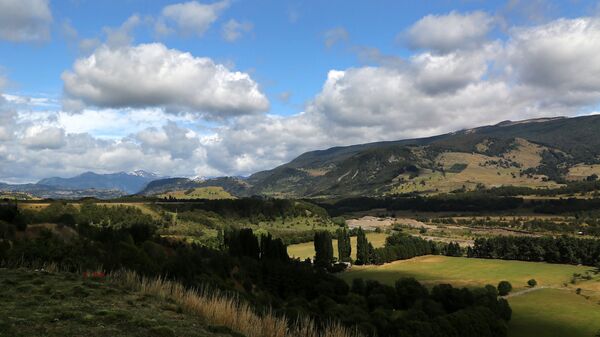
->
<box><xmin>144</xmin><ymin>115</ymin><xmax>600</xmax><ymax>198</ymax></box>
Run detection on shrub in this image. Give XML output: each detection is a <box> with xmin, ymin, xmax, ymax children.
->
<box><xmin>497</xmin><ymin>281</ymin><xmax>512</xmax><ymax>296</ymax></box>
<box><xmin>527</xmin><ymin>279</ymin><xmax>537</xmax><ymax>287</ymax></box>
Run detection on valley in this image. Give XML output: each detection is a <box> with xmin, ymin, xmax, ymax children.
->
<box><xmin>3</xmin><ymin>116</ymin><xmax>600</xmax><ymax>337</ymax></box>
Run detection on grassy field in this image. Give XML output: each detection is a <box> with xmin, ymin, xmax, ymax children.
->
<box><xmin>339</xmin><ymin>255</ymin><xmax>600</xmax><ymax>337</ymax></box>
<box><xmin>287</xmin><ymin>232</ymin><xmax>388</xmax><ymax>260</ymax></box>
<box><xmin>567</xmin><ymin>163</ymin><xmax>600</xmax><ymax>181</ymax></box>
<box><xmin>0</xmin><ymin>268</ymin><xmax>236</xmax><ymax>337</ymax></box>
<box><xmin>340</xmin><ymin>255</ymin><xmax>594</xmax><ymax>290</ymax></box>
<box><xmin>157</xmin><ymin>187</ymin><xmax>235</xmax><ymax>200</ymax></box>
<box><xmin>508</xmin><ymin>288</ymin><xmax>600</xmax><ymax>337</ymax></box>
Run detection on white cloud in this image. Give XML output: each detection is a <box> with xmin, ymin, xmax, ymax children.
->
<box><xmin>158</xmin><ymin>0</ymin><xmax>229</xmax><ymax>37</ymax></box>
<box><xmin>222</xmin><ymin>19</ymin><xmax>253</xmax><ymax>42</ymax></box>
<box><xmin>405</xmin><ymin>11</ymin><xmax>494</xmax><ymax>53</ymax></box>
<box><xmin>103</xmin><ymin>15</ymin><xmax>142</xmax><ymax>48</ymax></box>
<box><xmin>62</xmin><ymin>43</ymin><xmax>269</xmax><ymax>118</ymax></box>
<box><xmin>0</xmin><ymin>0</ymin><xmax>52</xmax><ymax>42</ymax></box>
<box><xmin>5</xmin><ymin>15</ymin><xmax>600</xmax><ymax>183</ymax></box>
<box><xmin>22</xmin><ymin>126</ymin><xmax>66</xmax><ymax>150</ymax></box>
<box><xmin>324</xmin><ymin>27</ymin><xmax>349</xmax><ymax>48</ymax></box>
<box><xmin>506</xmin><ymin>18</ymin><xmax>600</xmax><ymax>96</ymax></box>
<box><xmin>136</xmin><ymin>122</ymin><xmax>200</xmax><ymax>159</ymax></box>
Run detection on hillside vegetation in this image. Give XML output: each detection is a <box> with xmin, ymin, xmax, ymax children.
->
<box><xmin>158</xmin><ymin>186</ymin><xmax>235</xmax><ymax>200</ymax></box>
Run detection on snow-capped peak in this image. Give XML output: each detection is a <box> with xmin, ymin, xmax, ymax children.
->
<box><xmin>129</xmin><ymin>170</ymin><xmax>159</xmax><ymax>178</ymax></box>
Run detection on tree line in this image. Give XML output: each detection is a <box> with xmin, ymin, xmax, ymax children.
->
<box><xmin>313</xmin><ymin>228</ymin><xmax>462</xmax><ymax>266</ymax></box>
<box><xmin>468</xmin><ymin>236</ymin><xmax>600</xmax><ymax>267</ymax></box>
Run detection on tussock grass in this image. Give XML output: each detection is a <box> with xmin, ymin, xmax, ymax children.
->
<box><xmin>109</xmin><ymin>270</ymin><xmax>361</xmax><ymax>337</ymax></box>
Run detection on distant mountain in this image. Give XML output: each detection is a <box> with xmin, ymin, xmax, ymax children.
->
<box><xmin>0</xmin><ymin>182</ymin><xmax>126</xmax><ymax>200</ymax></box>
<box><xmin>38</xmin><ymin>171</ymin><xmax>161</xmax><ymax>195</ymax></box>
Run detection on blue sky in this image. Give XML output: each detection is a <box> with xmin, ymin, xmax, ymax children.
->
<box><xmin>3</xmin><ymin>0</ymin><xmax>598</xmax><ymax>117</ymax></box>
<box><xmin>1</xmin><ymin>0</ymin><xmax>600</xmax><ymax>182</ymax></box>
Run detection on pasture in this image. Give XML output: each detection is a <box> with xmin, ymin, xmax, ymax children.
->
<box><xmin>508</xmin><ymin>288</ymin><xmax>600</xmax><ymax>337</ymax></box>
<box><xmin>340</xmin><ymin>255</ymin><xmax>594</xmax><ymax>290</ymax></box>
<box><xmin>339</xmin><ymin>255</ymin><xmax>600</xmax><ymax>337</ymax></box>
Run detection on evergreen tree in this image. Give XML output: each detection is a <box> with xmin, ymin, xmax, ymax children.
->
<box><xmin>337</xmin><ymin>227</ymin><xmax>351</xmax><ymax>262</ymax></box>
<box><xmin>356</xmin><ymin>227</ymin><xmax>370</xmax><ymax>265</ymax></box>
<box><xmin>314</xmin><ymin>231</ymin><xmax>333</xmax><ymax>266</ymax></box>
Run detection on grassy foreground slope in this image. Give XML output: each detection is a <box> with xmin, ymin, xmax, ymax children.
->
<box><xmin>287</xmin><ymin>232</ymin><xmax>388</xmax><ymax>260</ymax></box>
<box><xmin>0</xmin><ymin>268</ymin><xmax>235</xmax><ymax>337</ymax></box>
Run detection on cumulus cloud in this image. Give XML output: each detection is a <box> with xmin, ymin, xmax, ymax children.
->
<box><xmin>136</xmin><ymin>122</ymin><xmax>200</xmax><ymax>159</ymax></box>
<box><xmin>22</xmin><ymin>126</ymin><xmax>66</xmax><ymax>150</ymax></box>
<box><xmin>62</xmin><ymin>43</ymin><xmax>269</xmax><ymax>117</ymax></box>
<box><xmin>5</xmin><ymin>15</ymin><xmax>600</xmax><ymax>183</ymax></box>
<box><xmin>0</xmin><ymin>0</ymin><xmax>52</xmax><ymax>42</ymax></box>
<box><xmin>222</xmin><ymin>19</ymin><xmax>253</xmax><ymax>42</ymax></box>
<box><xmin>405</xmin><ymin>11</ymin><xmax>494</xmax><ymax>53</ymax></box>
<box><xmin>506</xmin><ymin>18</ymin><xmax>600</xmax><ymax>96</ymax></box>
<box><xmin>157</xmin><ymin>0</ymin><xmax>229</xmax><ymax>37</ymax></box>
<box><xmin>324</xmin><ymin>27</ymin><xmax>349</xmax><ymax>48</ymax></box>
<box><xmin>103</xmin><ymin>15</ymin><xmax>142</xmax><ymax>48</ymax></box>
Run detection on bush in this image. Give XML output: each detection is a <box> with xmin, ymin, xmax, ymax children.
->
<box><xmin>498</xmin><ymin>281</ymin><xmax>512</xmax><ymax>296</ymax></box>
<box><xmin>527</xmin><ymin>279</ymin><xmax>537</xmax><ymax>288</ymax></box>
<box><xmin>497</xmin><ymin>281</ymin><xmax>512</xmax><ymax>296</ymax></box>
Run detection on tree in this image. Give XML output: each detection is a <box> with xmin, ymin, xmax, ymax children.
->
<box><xmin>497</xmin><ymin>281</ymin><xmax>512</xmax><ymax>296</ymax></box>
<box><xmin>337</xmin><ymin>227</ymin><xmax>351</xmax><ymax>262</ymax></box>
<box><xmin>225</xmin><ymin>228</ymin><xmax>260</xmax><ymax>259</ymax></box>
<box><xmin>356</xmin><ymin>227</ymin><xmax>370</xmax><ymax>265</ymax></box>
<box><xmin>527</xmin><ymin>279</ymin><xmax>537</xmax><ymax>288</ymax></box>
<box><xmin>314</xmin><ymin>231</ymin><xmax>333</xmax><ymax>266</ymax></box>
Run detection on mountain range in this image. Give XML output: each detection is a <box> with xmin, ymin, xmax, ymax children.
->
<box><xmin>0</xmin><ymin>170</ymin><xmax>161</xmax><ymax>199</ymax></box>
<box><xmin>4</xmin><ymin>115</ymin><xmax>600</xmax><ymax>199</ymax></box>
<box><xmin>143</xmin><ymin>115</ymin><xmax>600</xmax><ymax>198</ymax></box>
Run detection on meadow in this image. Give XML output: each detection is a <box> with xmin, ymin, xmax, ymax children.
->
<box><xmin>340</xmin><ymin>255</ymin><xmax>594</xmax><ymax>290</ymax></box>
<box><xmin>339</xmin><ymin>255</ymin><xmax>600</xmax><ymax>337</ymax></box>
<box><xmin>157</xmin><ymin>187</ymin><xmax>235</xmax><ymax>200</ymax></box>
<box><xmin>287</xmin><ymin>232</ymin><xmax>389</xmax><ymax>260</ymax></box>
<box><xmin>508</xmin><ymin>288</ymin><xmax>600</xmax><ymax>337</ymax></box>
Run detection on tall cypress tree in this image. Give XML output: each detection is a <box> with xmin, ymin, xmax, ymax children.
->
<box><xmin>356</xmin><ymin>227</ymin><xmax>370</xmax><ymax>265</ymax></box>
<box><xmin>314</xmin><ymin>231</ymin><xmax>333</xmax><ymax>266</ymax></box>
<box><xmin>337</xmin><ymin>227</ymin><xmax>351</xmax><ymax>262</ymax></box>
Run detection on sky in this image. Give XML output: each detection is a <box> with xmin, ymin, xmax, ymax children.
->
<box><xmin>1</xmin><ymin>0</ymin><xmax>600</xmax><ymax>183</ymax></box>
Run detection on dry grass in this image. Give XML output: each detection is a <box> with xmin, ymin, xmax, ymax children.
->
<box><xmin>391</xmin><ymin>150</ymin><xmax>560</xmax><ymax>194</ymax></box>
<box><xmin>109</xmin><ymin>270</ymin><xmax>361</xmax><ymax>337</ymax></box>
<box><xmin>566</xmin><ymin>163</ymin><xmax>600</xmax><ymax>181</ymax></box>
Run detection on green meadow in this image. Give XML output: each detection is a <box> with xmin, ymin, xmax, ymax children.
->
<box><xmin>339</xmin><ymin>255</ymin><xmax>600</xmax><ymax>337</ymax></box>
